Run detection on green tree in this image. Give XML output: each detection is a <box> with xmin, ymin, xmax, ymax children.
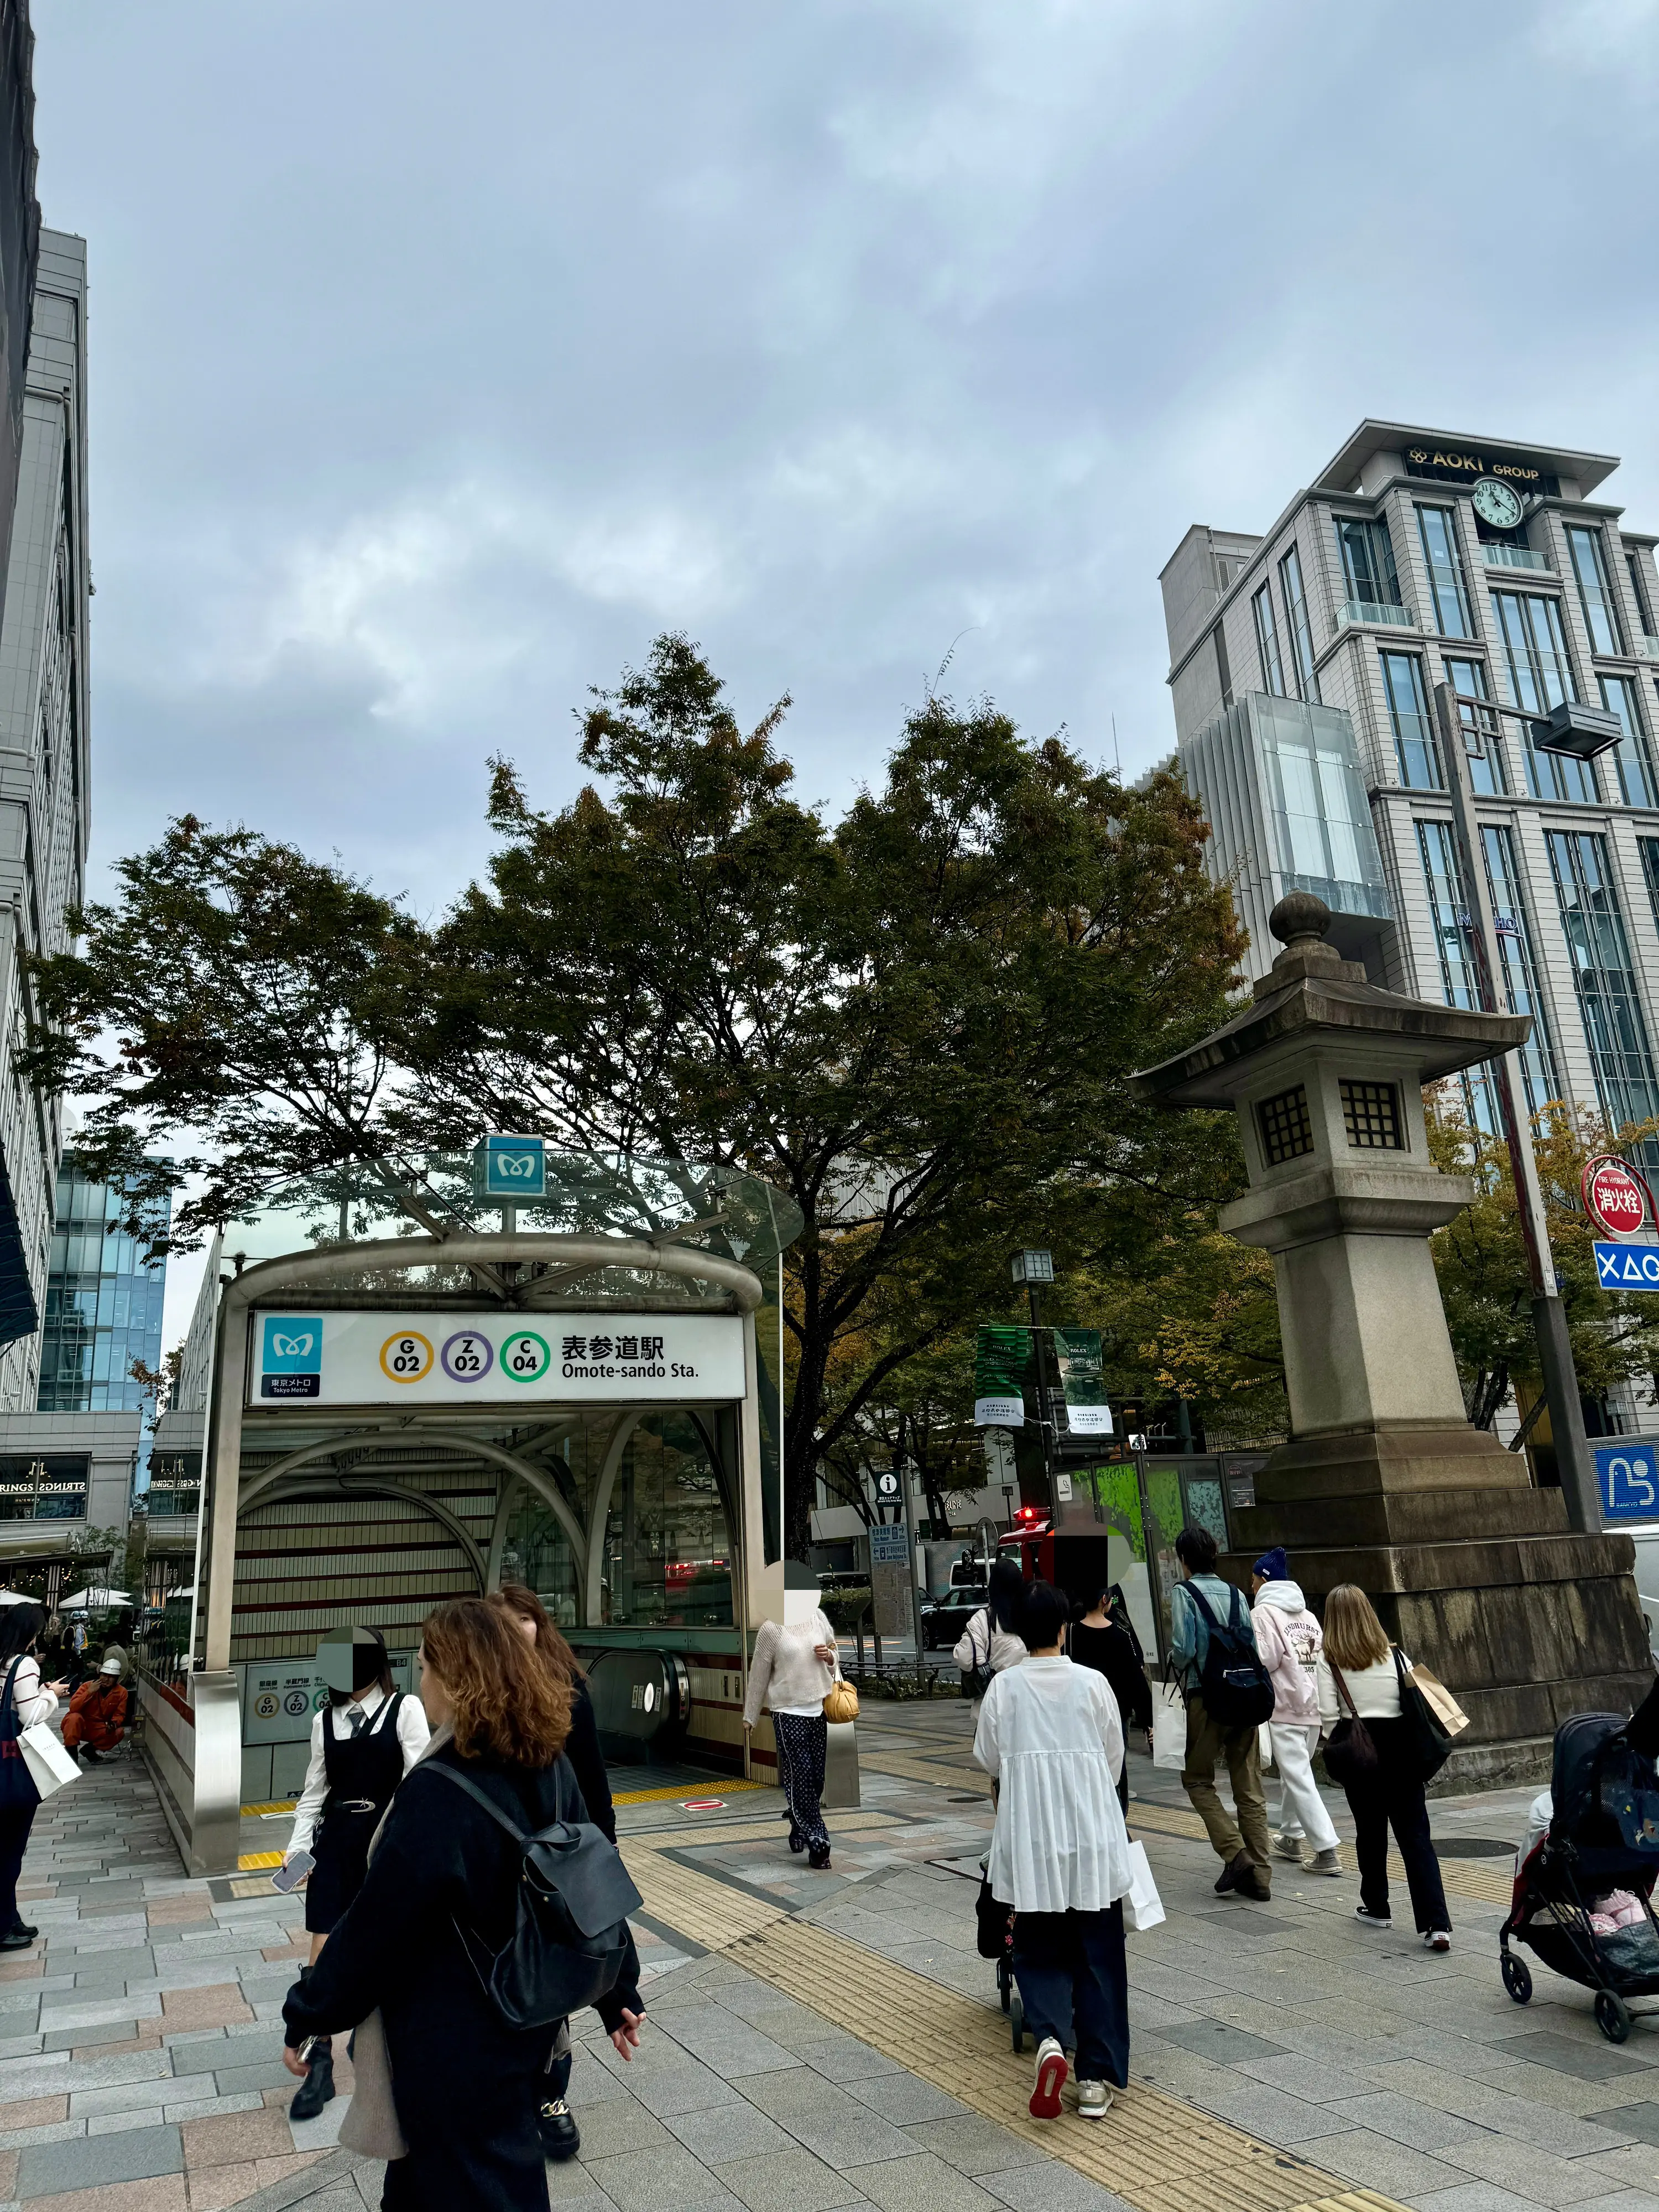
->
<box><xmin>1429</xmin><ymin>1094</ymin><xmax>1659</xmax><ymax>1433</ymax></box>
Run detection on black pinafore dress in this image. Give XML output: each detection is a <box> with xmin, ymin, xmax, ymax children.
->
<box><xmin>304</xmin><ymin>1692</ymin><xmax>407</xmax><ymax>1934</ymax></box>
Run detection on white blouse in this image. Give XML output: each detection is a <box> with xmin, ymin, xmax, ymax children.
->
<box><xmin>973</xmin><ymin>1656</ymin><xmax>1132</xmax><ymax>1914</ymax></box>
<box><xmin>287</xmin><ymin>1686</ymin><xmax>430</xmax><ymax>1858</ymax></box>
<box><xmin>7</xmin><ymin>1656</ymin><xmax>58</xmax><ymax>1730</ymax></box>
<box><xmin>1316</xmin><ymin>1648</ymin><xmax>1415</xmax><ymax>1733</ymax></box>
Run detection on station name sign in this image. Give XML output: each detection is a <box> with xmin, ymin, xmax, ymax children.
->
<box><xmin>1402</xmin><ymin>444</ymin><xmax>1559</xmax><ymax>495</ymax></box>
<box><xmin>249</xmin><ymin>1309</ymin><xmax>747</xmax><ymax>1406</ymax></box>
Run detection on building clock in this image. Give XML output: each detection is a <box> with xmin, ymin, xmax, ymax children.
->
<box><xmin>1472</xmin><ymin>476</ymin><xmax>1525</xmax><ymax>531</ymax></box>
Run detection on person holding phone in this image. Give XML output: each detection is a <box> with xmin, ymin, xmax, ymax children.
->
<box><xmin>281</xmin><ymin>1625</ymin><xmax>429</xmax><ymax>2120</ymax></box>
<box><xmin>0</xmin><ymin>1604</ymin><xmax>63</xmax><ymax>1952</ymax></box>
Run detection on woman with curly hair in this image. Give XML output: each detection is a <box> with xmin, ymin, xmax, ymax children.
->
<box><xmin>281</xmin><ymin>1599</ymin><xmax>644</xmax><ymax>2211</ymax></box>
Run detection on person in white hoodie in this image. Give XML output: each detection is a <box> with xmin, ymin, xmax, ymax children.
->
<box><xmin>1248</xmin><ymin>1548</ymin><xmax>1341</xmax><ymax>1876</ymax></box>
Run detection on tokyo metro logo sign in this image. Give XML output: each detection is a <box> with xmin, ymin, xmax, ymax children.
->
<box><xmin>1582</xmin><ymin>1155</ymin><xmax>1652</xmax><ymax>1239</ymax></box>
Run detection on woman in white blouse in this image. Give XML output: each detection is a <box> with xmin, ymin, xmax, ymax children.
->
<box><xmin>973</xmin><ymin>1582</ymin><xmax>1133</xmax><ymax>2124</ymax></box>
<box><xmin>0</xmin><ymin>1604</ymin><xmax>62</xmax><ymax>1952</ymax></box>
<box><xmin>743</xmin><ymin>1576</ymin><xmax>841</xmax><ymax>1870</ymax></box>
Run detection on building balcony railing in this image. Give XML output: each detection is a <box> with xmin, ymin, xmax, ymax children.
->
<box><xmin>1341</xmin><ymin>599</ymin><xmax>1415</xmax><ymax>629</ymax></box>
<box><xmin>1482</xmin><ymin>544</ymin><xmax>1550</xmax><ymax>571</ymax></box>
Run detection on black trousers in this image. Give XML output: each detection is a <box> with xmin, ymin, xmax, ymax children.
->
<box><xmin>773</xmin><ymin>1712</ymin><xmax>829</xmax><ymax>1852</ymax></box>
<box><xmin>1341</xmin><ymin>1717</ymin><xmax>1451</xmax><ymax>1934</ymax></box>
<box><xmin>0</xmin><ymin>1803</ymin><xmax>35</xmax><ymax>1932</ymax></box>
<box><xmin>1010</xmin><ymin>1904</ymin><xmax>1129</xmax><ymax>2088</ymax></box>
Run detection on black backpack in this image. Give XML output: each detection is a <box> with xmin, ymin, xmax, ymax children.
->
<box><xmin>427</xmin><ymin>1757</ymin><xmax>643</xmax><ymax>2030</ymax></box>
<box><xmin>1182</xmin><ymin>1582</ymin><xmax>1275</xmax><ymax>1730</ymax></box>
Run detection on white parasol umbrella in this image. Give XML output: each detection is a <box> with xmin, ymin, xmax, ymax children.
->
<box><xmin>56</xmin><ymin>1588</ymin><xmax>132</xmax><ymax>1611</ymax></box>
<box><xmin>0</xmin><ymin>1590</ymin><xmax>35</xmax><ymax>1606</ymax></box>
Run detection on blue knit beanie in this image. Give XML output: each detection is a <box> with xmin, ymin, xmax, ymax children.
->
<box><xmin>1252</xmin><ymin>1546</ymin><xmax>1288</xmax><ymax>1582</ymax></box>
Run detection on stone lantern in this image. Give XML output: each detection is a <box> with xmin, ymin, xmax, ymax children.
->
<box><xmin>1130</xmin><ymin>891</ymin><xmax>1648</xmax><ymax>1780</ymax></box>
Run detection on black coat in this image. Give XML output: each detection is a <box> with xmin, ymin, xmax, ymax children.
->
<box><xmin>1068</xmin><ymin>1620</ymin><xmax>1152</xmax><ymax>1733</ymax></box>
<box><xmin>565</xmin><ymin>1682</ymin><xmax>615</xmax><ymax>1842</ymax></box>
<box><xmin>284</xmin><ymin>1740</ymin><xmax>641</xmax><ymax>2212</ymax></box>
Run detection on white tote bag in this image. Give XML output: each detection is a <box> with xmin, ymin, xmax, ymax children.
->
<box><xmin>1151</xmin><ymin>1681</ymin><xmax>1187</xmax><ymax>1771</ymax></box>
<box><xmin>1121</xmin><ymin>1840</ymin><xmax>1165</xmax><ymax>1933</ymax></box>
<box><xmin>20</xmin><ymin>1723</ymin><xmax>79</xmax><ymax>1800</ymax></box>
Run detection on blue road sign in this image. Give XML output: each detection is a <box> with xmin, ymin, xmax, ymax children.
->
<box><xmin>868</xmin><ymin>1522</ymin><xmax>910</xmax><ymax>1564</ymax></box>
<box><xmin>1595</xmin><ymin>1437</ymin><xmax>1659</xmax><ymax>1524</ymax></box>
<box><xmin>1594</xmin><ymin>1240</ymin><xmax>1659</xmax><ymax>1289</ymax></box>
<box><xmin>478</xmin><ymin>1134</ymin><xmax>546</xmax><ymax>1200</ymax></box>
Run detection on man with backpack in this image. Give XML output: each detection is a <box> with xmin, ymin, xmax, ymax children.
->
<box><xmin>1168</xmin><ymin>1525</ymin><xmax>1275</xmax><ymax>1902</ymax></box>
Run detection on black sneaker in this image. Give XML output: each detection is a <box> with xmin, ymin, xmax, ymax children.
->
<box><xmin>0</xmin><ymin>1927</ymin><xmax>33</xmax><ymax>1951</ymax></box>
<box><xmin>538</xmin><ymin>2097</ymin><xmax>580</xmax><ymax>2161</ymax></box>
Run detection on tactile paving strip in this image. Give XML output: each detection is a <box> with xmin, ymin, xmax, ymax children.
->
<box><xmin>1127</xmin><ymin>1798</ymin><xmax>1514</xmax><ymax>1907</ymax></box>
<box><xmin>622</xmin><ymin>1833</ymin><xmax>1412</xmax><ymax>2212</ymax></box>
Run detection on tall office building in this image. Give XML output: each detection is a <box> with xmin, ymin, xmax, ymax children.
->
<box><xmin>37</xmin><ymin>1160</ymin><xmax>168</xmax><ymax>1415</ymax></box>
<box><xmin>0</xmin><ymin>229</ymin><xmax>88</xmax><ymax>1409</ymax></box>
<box><xmin>1161</xmin><ymin>422</ymin><xmax>1659</xmax><ymax>1179</ymax></box>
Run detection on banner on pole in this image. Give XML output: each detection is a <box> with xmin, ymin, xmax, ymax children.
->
<box><xmin>974</xmin><ymin>1324</ymin><xmax>1028</xmax><ymax>1427</ymax></box>
<box><xmin>1053</xmin><ymin>1328</ymin><xmax>1114</xmax><ymax>1437</ymax></box>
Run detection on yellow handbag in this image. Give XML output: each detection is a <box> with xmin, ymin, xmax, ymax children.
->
<box><xmin>823</xmin><ymin>1674</ymin><xmax>859</xmax><ymax>1724</ymax></box>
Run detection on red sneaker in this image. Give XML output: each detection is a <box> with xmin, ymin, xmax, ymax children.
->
<box><xmin>1030</xmin><ymin>2037</ymin><xmax>1068</xmax><ymax>2120</ymax></box>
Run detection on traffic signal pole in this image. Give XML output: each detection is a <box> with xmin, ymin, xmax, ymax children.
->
<box><xmin>1433</xmin><ymin>682</ymin><xmax>1602</xmax><ymax>1534</ymax></box>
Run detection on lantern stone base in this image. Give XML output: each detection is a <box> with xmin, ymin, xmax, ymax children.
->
<box><xmin>1227</xmin><ymin>1422</ymin><xmax>1652</xmax><ymax>1788</ymax></box>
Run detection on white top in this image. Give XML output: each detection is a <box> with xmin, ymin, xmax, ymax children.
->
<box><xmin>6</xmin><ymin>1656</ymin><xmax>58</xmax><ymax>1730</ymax></box>
<box><xmin>973</xmin><ymin>1655</ymin><xmax>1131</xmax><ymax>1914</ymax></box>
<box><xmin>744</xmin><ymin>1613</ymin><xmax>839</xmax><ymax>1724</ymax></box>
<box><xmin>1316</xmin><ymin>1648</ymin><xmax>1414</xmax><ymax>1733</ymax></box>
<box><xmin>288</xmin><ymin>1686</ymin><xmax>430</xmax><ymax>1858</ymax></box>
<box><xmin>952</xmin><ymin>1608</ymin><xmax>1028</xmax><ymax>1703</ymax></box>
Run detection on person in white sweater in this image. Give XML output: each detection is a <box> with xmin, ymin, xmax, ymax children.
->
<box><xmin>1249</xmin><ymin>1548</ymin><xmax>1339</xmax><ymax>1875</ymax></box>
<box><xmin>1314</xmin><ymin>1584</ymin><xmax>1451</xmax><ymax>1950</ymax></box>
<box><xmin>744</xmin><ymin>1588</ymin><xmax>841</xmax><ymax>1869</ymax></box>
<box><xmin>0</xmin><ymin>1604</ymin><xmax>64</xmax><ymax>1951</ymax></box>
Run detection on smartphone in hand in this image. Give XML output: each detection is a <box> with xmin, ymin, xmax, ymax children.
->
<box><xmin>271</xmin><ymin>1851</ymin><xmax>314</xmax><ymax>1894</ymax></box>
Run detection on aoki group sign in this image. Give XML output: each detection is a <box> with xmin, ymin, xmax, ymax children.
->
<box><xmin>249</xmin><ymin>1310</ymin><xmax>747</xmax><ymax>1406</ymax></box>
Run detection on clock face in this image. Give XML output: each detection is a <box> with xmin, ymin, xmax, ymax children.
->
<box><xmin>1473</xmin><ymin>477</ymin><xmax>1524</xmax><ymax>530</ymax></box>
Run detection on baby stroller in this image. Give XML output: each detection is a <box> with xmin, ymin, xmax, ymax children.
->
<box><xmin>975</xmin><ymin>1876</ymin><xmax>1027</xmax><ymax>2052</ymax></box>
<box><xmin>1500</xmin><ymin>1709</ymin><xmax>1659</xmax><ymax>2043</ymax></box>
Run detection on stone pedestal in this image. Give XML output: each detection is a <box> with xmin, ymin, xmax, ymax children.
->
<box><xmin>1131</xmin><ymin>894</ymin><xmax>1652</xmax><ymax>1786</ymax></box>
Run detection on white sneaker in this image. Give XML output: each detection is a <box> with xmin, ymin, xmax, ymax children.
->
<box><xmin>1308</xmin><ymin>1849</ymin><xmax>1342</xmax><ymax>1877</ymax></box>
<box><xmin>1424</xmin><ymin>1929</ymin><xmax>1451</xmax><ymax>1953</ymax></box>
<box><xmin>1271</xmin><ymin>1832</ymin><xmax>1305</xmax><ymax>1863</ymax></box>
<box><xmin>1030</xmin><ymin>2036</ymin><xmax>1068</xmax><ymax>2120</ymax></box>
<box><xmin>1077</xmin><ymin>2080</ymin><xmax>1112</xmax><ymax>2119</ymax></box>
<box><xmin>1355</xmin><ymin>1906</ymin><xmax>1391</xmax><ymax>1929</ymax></box>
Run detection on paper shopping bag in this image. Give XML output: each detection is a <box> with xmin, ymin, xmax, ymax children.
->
<box><xmin>19</xmin><ymin>1723</ymin><xmax>79</xmax><ymax>1799</ymax></box>
<box><xmin>1407</xmin><ymin>1663</ymin><xmax>1469</xmax><ymax>1737</ymax></box>
<box><xmin>1151</xmin><ymin>1682</ymin><xmax>1187</xmax><ymax>1771</ymax></box>
<box><xmin>1122</xmin><ymin>1840</ymin><xmax>1165</xmax><ymax>1933</ymax></box>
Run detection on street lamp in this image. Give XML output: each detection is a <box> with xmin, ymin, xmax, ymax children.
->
<box><xmin>1011</xmin><ymin>1250</ymin><xmax>1057</xmax><ymax>1509</ymax></box>
<box><xmin>1431</xmin><ymin>681</ymin><xmax>1623</xmax><ymax>1535</ymax></box>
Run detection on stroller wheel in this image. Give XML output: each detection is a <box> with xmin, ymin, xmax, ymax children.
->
<box><xmin>1501</xmin><ymin>1954</ymin><xmax>1533</xmax><ymax>2005</ymax></box>
<box><xmin>1010</xmin><ymin>1994</ymin><xmax>1025</xmax><ymax>2053</ymax></box>
<box><xmin>1596</xmin><ymin>1990</ymin><xmax>1633</xmax><ymax>2045</ymax></box>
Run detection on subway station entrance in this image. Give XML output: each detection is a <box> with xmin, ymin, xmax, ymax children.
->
<box><xmin>138</xmin><ymin>1152</ymin><xmax>797</xmax><ymax>1875</ymax></box>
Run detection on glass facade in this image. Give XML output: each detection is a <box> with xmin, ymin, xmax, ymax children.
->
<box><xmin>1443</xmin><ymin>656</ymin><xmax>1505</xmax><ymax>795</ymax></box>
<box><xmin>1380</xmin><ymin>649</ymin><xmax>1439</xmax><ymax>787</ymax></box>
<box><xmin>1567</xmin><ymin>524</ymin><xmax>1624</xmax><ymax>656</ymax></box>
<box><xmin>1640</xmin><ymin>836</ymin><xmax>1659</xmax><ymax>941</ymax></box>
<box><xmin>1598</xmin><ymin>672</ymin><xmax>1656</xmax><ymax>808</ymax></box>
<box><xmin>1253</xmin><ymin>584</ymin><xmax>1287</xmax><ymax>696</ymax></box>
<box><xmin>37</xmin><ymin>1164</ymin><xmax>169</xmax><ymax>1414</ymax></box>
<box><xmin>1416</xmin><ymin>505</ymin><xmax>1473</xmax><ymax>638</ymax></box>
<box><xmin>1279</xmin><ymin>545</ymin><xmax>1318</xmax><ymax>702</ymax></box>
<box><xmin>1258</xmin><ymin>696</ymin><xmax>1386</xmax><ymax>911</ymax></box>
<box><xmin>1627</xmin><ymin>551</ymin><xmax>1654</xmax><ymax>639</ymax></box>
<box><xmin>1417</xmin><ymin>819</ymin><xmax>1496</xmax><ymax>1133</ymax></box>
<box><xmin>1546</xmin><ymin>829</ymin><xmax>1659</xmax><ymax>1161</ymax></box>
<box><xmin>1417</xmin><ymin>820</ymin><xmax>1559</xmax><ymax>1126</ymax></box>
<box><xmin>1490</xmin><ymin>591</ymin><xmax>1595</xmax><ymax>802</ymax></box>
<box><xmin>1336</xmin><ymin>514</ymin><xmax>1402</xmax><ymax>615</ymax></box>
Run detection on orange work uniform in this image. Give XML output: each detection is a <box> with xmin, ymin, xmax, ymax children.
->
<box><xmin>61</xmin><ymin>1678</ymin><xmax>129</xmax><ymax>1753</ymax></box>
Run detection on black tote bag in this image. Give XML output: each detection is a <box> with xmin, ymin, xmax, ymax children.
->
<box><xmin>1322</xmin><ymin>1660</ymin><xmax>1379</xmax><ymax>1788</ymax></box>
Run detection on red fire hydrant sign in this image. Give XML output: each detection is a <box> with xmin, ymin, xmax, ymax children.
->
<box><xmin>1583</xmin><ymin>1154</ymin><xmax>1652</xmax><ymax>1238</ymax></box>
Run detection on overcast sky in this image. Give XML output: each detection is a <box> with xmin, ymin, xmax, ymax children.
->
<box><xmin>28</xmin><ymin>0</ymin><xmax>1659</xmax><ymax>1337</ymax></box>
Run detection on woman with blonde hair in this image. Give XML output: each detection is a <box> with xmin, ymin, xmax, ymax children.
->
<box><xmin>1314</xmin><ymin>1584</ymin><xmax>1451</xmax><ymax>1951</ymax></box>
<box><xmin>280</xmin><ymin>1598</ymin><xmax>644</xmax><ymax>2210</ymax></box>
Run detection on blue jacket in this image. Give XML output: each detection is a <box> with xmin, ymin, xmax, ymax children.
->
<box><xmin>1170</xmin><ymin>1573</ymin><xmax>1258</xmax><ymax>1694</ymax></box>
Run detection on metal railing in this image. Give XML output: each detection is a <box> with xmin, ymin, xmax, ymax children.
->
<box><xmin>1483</xmin><ymin>544</ymin><xmax>1550</xmax><ymax>571</ymax></box>
<box><xmin>1340</xmin><ymin>598</ymin><xmax>1415</xmax><ymax>628</ymax></box>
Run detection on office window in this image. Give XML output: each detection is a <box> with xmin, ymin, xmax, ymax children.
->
<box><xmin>1340</xmin><ymin>1079</ymin><xmax>1403</xmax><ymax>1150</ymax></box>
<box><xmin>1279</xmin><ymin>545</ymin><xmax>1318</xmax><ymax>703</ymax></box>
<box><xmin>1258</xmin><ymin>1086</ymin><xmax>1313</xmax><ymax>1166</ymax></box>
<box><xmin>1253</xmin><ymin>585</ymin><xmax>1287</xmax><ymax>697</ymax></box>
<box><xmin>1628</xmin><ymin>552</ymin><xmax>1654</xmax><ymax>639</ymax></box>
<box><xmin>1443</xmin><ymin>656</ymin><xmax>1505</xmax><ymax>795</ymax></box>
<box><xmin>1489</xmin><ymin>591</ymin><xmax>1595</xmax><ymax>803</ymax></box>
<box><xmin>1416</xmin><ymin>507</ymin><xmax>1473</xmax><ymax>638</ymax></box>
<box><xmin>1418</xmin><ymin>819</ymin><xmax>1498</xmax><ymax>1135</ymax></box>
<box><xmin>1335</xmin><ymin>515</ymin><xmax>1402</xmax><ymax>613</ymax></box>
<box><xmin>1566</xmin><ymin>524</ymin><xmax>1624</xmax><ymax>657</ymax></box>
<box><xmin>1547</xmin><ymin>829</ymin><xmax>1659</xmax><ymax>1163</ymax></box>
<box><xmin>1379</xmin><ymin>650</ymin><xmax>1440</xmax><ymax>789</ymax></box>
<box><xmin>1598</xmin><ymin>673</ymin><xmax>1656</xmax><ymax>809</ymax></box>
<box><xmin>1482</xmin><ymin>822</ymin><xmax>1560</xmax><ymax>1116</ymax></box>
<box><xmin>1639</xmin><ymin>838</ymin><xmax>1659</xmax><ymax>940</ymax></box>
